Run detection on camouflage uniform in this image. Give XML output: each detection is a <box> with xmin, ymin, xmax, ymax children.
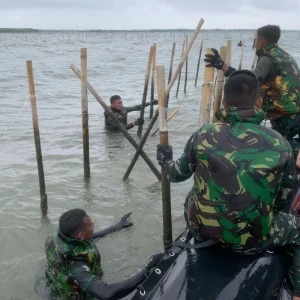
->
<box><xmin>259</xmin><ymin>44</ymin><xmax>300</xmax><ymax>156</ymax></box>
<box><xmin>104</xmin><ymin>104</ymin><xmax>149</xmax><ymax>130</ymax></box>
<box><xmin>162</xmin><ymin>107</ymin><xmax>300</xmax><ymax>296</ymax></box>
<box><xmin>45</xmin><ymin>229</ymin><xmax>103</xmax><ymax>299</ymax></box>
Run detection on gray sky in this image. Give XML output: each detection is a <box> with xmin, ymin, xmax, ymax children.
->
<box><xmin>0</xmin><ymin>0</ymin><xmax>299</xmax><ymax>30</ymax></box>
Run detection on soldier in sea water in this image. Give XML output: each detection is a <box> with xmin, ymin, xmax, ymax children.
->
<box><xmin>45</xmin><ymin>209</ymin><xmax>162</xmax><ymax>299</ymax></box>
<box><xmin>104</xmin><ymin>95</ymin><xmax>158</xmax><ymax>131</ymax></box>
<box><xmin>204</xmin><ymin>25</ymin><xmax>300</xmax><ymax>158</ymax></box>
<box><xmin>157</xmin><ymin>70</ymin><xmax>300</xmax><ymax>300</ymax></box>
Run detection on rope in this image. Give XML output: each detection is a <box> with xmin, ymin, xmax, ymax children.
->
<box><xmin>0</xmin><ymin>96</ymin><xmax>30</xmax><ymax>140</ymax></box>
<box><xmin>2</xmin><ymin>43</ymin><xmax>25</xmax><ymax>63</ymax></box>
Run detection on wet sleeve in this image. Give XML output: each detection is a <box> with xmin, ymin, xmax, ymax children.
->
<box><xmin>163</xmin><ymin>132</ymin><xmax>197</xmax><ymax>182</ymax></box>
<box><xmin>252</xmin><ymin>56</ymin><xmax>277</xmax><ymax>83</ymax></box>
<box><xmin>105</xmin><ymin>112</ymin><xmax>135</xmax><ymax>131</ymax></box>
<box><xmin>274</xmin><ymin>145</ymin><xmax>296</xmax><ymax>213</ymax></box>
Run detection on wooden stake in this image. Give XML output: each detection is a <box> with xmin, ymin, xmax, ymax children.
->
<box><xmin>123</xmin><ymin>18</ymin><xmax>205</xmax><ymax>180</ymax></box>
<box><xmin>149</xmin><ymin>43</ymin><xmax>156</xmax><ymax>118</ymax></box>
<box><xmin>151</xmin><ymin>108</ymin><xmax>179</xmax><ymax>136</ymax></box>
<box><xmin>137</xmin><ymin>46</ymin><xmax>154</xmax><ymax>135</ymax></box>
<box><xmin>70</xmin><ymin>65</ymin><xmax>161</xmax><ymax>181</ymax></box>
<box><xmin>167</xmin><ymin>42</ymin><xmax>176</xmax><ymax>101</ymax></box>
<box><xmin>200</xmin><ymin>49</ymin><xmax>215</xmax><ymax>126</ymax></box>
<box><xmin>176</xmin><ymin>39</ymin><xmax>185</xmax><ymax>98</ymax></box>
<box><xmin>80</xmin><ymin>48</ymin><xmax>90</xmax><ymax>178</ymax></box>
<box><xmin>184</xmin><ymin>36</ymin><xmax>188</xmax><ymax>93</ymax></box>
<box><xmin>26</xmin><ymin>61</ymin><xmax>48</xmax><ymax>217</ymax></box>
<box><xmin>238</xmin><ymin>41</ymin><xmax>245</xmax><ymax>70</ymax></box>
<box><xmin>213</xmin><ymin>46</ymin><xmax>227</xmax><ymax>122</ymax></box>
<box><xmin>157</xmin><ymin>65</ymin><xmax>172</xmax><ymax>249</ymax></box>
<box><xmin>226</xmin><ymin>40</ymin><xmax>232</xmax><ymax>66</ymax></box>
<box><xmin>195</xmin><ymin>40</ymin><xmax>203</xmax><ymax>87</ymax></box>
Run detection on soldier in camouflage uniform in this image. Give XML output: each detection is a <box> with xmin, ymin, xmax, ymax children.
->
<box><xmin>45</xmin><ymin>209</ymin><xmax>162</xmax><ymax>299</ymax></box>
<box><xmin>157</xmin><ymin>71</ymin><xmax>300</xmax><ymax>299</ymax></box>
<box><xmin>104</xmin><ymin>95</ymin><xmax>158</xmax><ymax>130</ymax></box>
<box><xmin>204</xmin><ymin>25</ymin><xmax>300</xmax><ymax>158</ymax></box>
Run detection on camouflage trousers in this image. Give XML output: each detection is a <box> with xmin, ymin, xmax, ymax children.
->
<box><xmin>184</xmin><ymin>192</ymin><xmax>300</xmax><ymax>294</ymax></box>
<box><xmin>271</xmin><ymin>114</ymin><xmax>300</xmax><ymax>158</ymax></box>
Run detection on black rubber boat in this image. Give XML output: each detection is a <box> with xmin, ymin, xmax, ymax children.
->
<box><xmin>132</xmin><ymin>177</ymin><xmax>300</xmax><ymax>300</ymax></box>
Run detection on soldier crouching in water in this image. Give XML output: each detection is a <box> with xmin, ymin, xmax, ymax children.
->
<box><xmin>157</xmin><ymin>70</ymin><xmax>300</xmax><ymax>299</ymax></box>
<box><xmin>104</xmin><ymin>95</ymin><xmax>158</xmax><ymax>131</ymax></box>
<box><xmin>45</xmin><ymin>209</ymin><xmax>162</xmax><ymax>299</ymax></box>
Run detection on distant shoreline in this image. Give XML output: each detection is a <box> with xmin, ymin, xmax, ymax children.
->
<box><xmin>0</xmin><ymin>28</ymin><xmax>299</xmax><ymax>33</ymax></box>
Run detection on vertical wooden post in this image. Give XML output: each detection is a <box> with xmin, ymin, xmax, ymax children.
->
<box><xmin>26</xmin><ymin>61</ymin><xmax>48</xmax><ymax>217</ymax></box>
<box><xmin>149</xmin><ymin>43</ymin><xmax>156</xmax><ymax>119</ymax></box>
<box><xmin>238</xmin><ymin>41</ymin><xmax>245</xmax><ymax>70</ymax></box>
<box><xmin>176</xmin><ymin>39</ymin><xmax>185</xmax><ymax>98</ymax></box>
<box><xmin>194</xmin><ymin>40</ymin><xmax>203</xmax><ymax>87</ymax></box>
<box><xmin>137</xmin><ymin>46</ymin><xmax>154</xmax><ymax>135</ymax></box>
<box><xmin>213</xmin><ymin>46</ymin><xmax>227</xmax><ymax>122</ymax></box>
<box><xmin>200</xmin><ymin>50</ymin><xmax>215</xmax><ymax>126</ymax></box>
<box><xmin>81</xmin><ymin>48</ymin><xmax>90</xmax><ymax>178</ymax></box>
<box><xmin>167</xmin><ymin>42</ymin><xmax>176</xmax><ymax>101</ymax></box>
<box><xmin>184</xmin><ymin>36</ymin><xmax>188</xmax><ymax>93</ymax></box>
<box><xmin>226</xmin><ymin>40</ymin><xmax>232</xmax><ymax>66</ymax></box>
<box><xmin>157</xmin><ymin>65</ymin><xmax>172</xmax><ymax>249</ymax></box>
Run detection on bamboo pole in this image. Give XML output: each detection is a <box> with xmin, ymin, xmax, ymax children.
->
<box><xmin>80</xmin><ymin>48</ymin><xmax>90</xmax><ymax>178</ymax></box>
<box><xmin>194</xmin><ymin>40</ymin><xmax>203</xmax><ymax>87</ymax></box>
<box><xmin>200</xmin><ymin>50</ymin><xmax>215</xmax><ymax>126</ymax></box>
<box><xmin>70</xmin><ymin>65</ymin><xmax>161</xmax><ymax>181</ymax></box>
<box><xmin>26</xmin><ymin>61</ymin><xmax>48</xmax><ymax>217</ymax></box>
<box><xmin>157</xmin><ymin>65</ymin><xmax>172</xmax><ymax>248</ymax></box>
<box><xmin>151</xmin><ymin>108</ymin><xmax>179</xmax><ymax>136</ymax></box>
<box><xmin>149</xmin><ymin>43</ymin><xmax>156</xmax><ymax>118</ymax></box>
<box><xmin>184</xmin><ymin>36</ymin><xmax>188</xmax><ymax>93</ymax></box>
<box><xmin>176</xmin><ymin>39</ymin><xmax>185</xmax><ymax>98</ymax></box>
<box><xmin>238</xmin><ymin>41</ymin><xmax>245</xmax><ymax>70</ymax></box>
<box><xmin>226</xmin><ymin>40</ymin><xmax>232</xmax><ymax>66</ymax></box>
<box><xmin>123</xmin><ymin>18</ymin><xmax>205</xmax><ymax>180</ymax></box>
<box><xmin>167</xmin><ymin>42</ymin><xmax>176</xmax><ymax>102</ymax></box>
<box><xmin>212</xmin><ymin>46</ymin><xmax>227</xmax><ymax>122</ymax></box>
<box><xmin>137</xmin><ymin>46</ymin><xmax>154</xmax><ymax>135</ymax></box>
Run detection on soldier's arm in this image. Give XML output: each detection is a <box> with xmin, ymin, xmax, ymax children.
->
<box><xmin>274</xmin><ymin>146</ymin><xmax>296</xmax><ymax>212</ymax></box>
<box><xmin>162</xmin><ymin>132</ymin><xmax>197</xmax><ymax>182</ymax></box>
<box><xmin>105</xmin><ymin>114</ymin><xmax>135</xmax><ymax>131</ymax></box>
<box><xmin>126</xmin><ymin>100</ymin><xmax>157</xmax><ymax>113</ymax></box>
<box><xmin>69</xmin><ymin>261</ymin><xmax>145</xmax><ymax>300</ymax></box>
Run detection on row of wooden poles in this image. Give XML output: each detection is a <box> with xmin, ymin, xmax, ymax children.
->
<box><xmin>26</xmin><ymin>18</ymin><xmax>252</xmax><ymax>248</ymax></box>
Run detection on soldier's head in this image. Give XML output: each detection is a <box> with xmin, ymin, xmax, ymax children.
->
<box><xmin>110</xmin><ymin>95</ymin><xmax>123</xmax><ymax>110</ymax></box>
<box><xmin>59</xmin><ymin>209</ymin><xmax>94</xmax><ymax>241</ymax></box>
<box><xmin>255</xmin><ymin>25</ymin><xmax>281</xmax><ymax>50</ymax></box>
<box><xmin>223</xmin><ymin>70</ymin><xmax>262</xmax><ymax>108</ymax></box>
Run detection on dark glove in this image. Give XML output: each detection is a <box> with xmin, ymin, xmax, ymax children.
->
<box><xmin>143</xmin><ymin>253</ymin><xmax>164</xmax><ymax>276</ymax></box>
<box><xmin>151</xmin><ymin>99</ymin><xmax>158</xmax><ymax>105</ymax></box>
<box><xmin>204</xmin><ymin>48</ymin><xmax>224</xmax><ymax>70</ymax></box>
<box><xmin>135</xmin><ymin>118</ymin><xmax>144</xmax><ymax>126</ymax></box>
<box><xmin>118</xmin><ymin>212</ymin><xmax>133</xmax><ymax>228</ymax></box>
<box><xmin>157</xmin><ymin>144</ymin><xmax>173</xmax><ymax>165</ymax></box>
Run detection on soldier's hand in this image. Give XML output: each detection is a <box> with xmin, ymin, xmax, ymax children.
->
<box><xmin>134</xmin><ymin>118</ymin><xmax>144</xmax><ymax>126</ymax></box>
<box><xmin>151</xmin><ymin>99</ymin><xmax>158</xmax><ymax>106</ymax></box>
<box><xmin>157</xmin><ymin>144</ymin><xmax>173</xmax><ymax>165</ymax></box>
<box><xmin>118</xmin><ymin>212</ymin><xmax>133</xmax><ymax>228</ymax></box>
<box><xmin>143</xmin><ymin>253</ymin><xmax>164</xmax><ymax>276</ymax></box>
<box><xmin>204</xmin><ymin>48</ymin><xmax>224</xmax><ymax>70</ymax></box>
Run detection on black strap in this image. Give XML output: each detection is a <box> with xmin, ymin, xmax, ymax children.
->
<box><xmin>172</xmin><ymin>239</ymin><xmax>217</xmax><ymax>249</ymax></box>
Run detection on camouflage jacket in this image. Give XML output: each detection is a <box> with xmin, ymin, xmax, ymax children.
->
<box><xmin>45</xmin><ymin>229</ymin><xmax>103</xmax><ymax>299</ymax></box>
<box><xmin>104</xmin><ymin>104</ymin><xmax>149</xmax><ymax>130</ymax></box>
<box><xmin>163</xmin><ymin>107</ymin><xmax>295</xmax><ymax>249</ymax></box>
<box><xmin>258</xmin><ymin>45</ymin><xmax>300</xmax><ymax>119</ymax></box>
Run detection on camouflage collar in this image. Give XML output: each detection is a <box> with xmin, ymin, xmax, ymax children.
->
<box><xmin>215</xmin><ymin>107</ymin><xmax>266</xmax><ymax>124</ymax></box>
<box><xmin>56</xmin><ymin>228</ymin><xmax>92</xmax><ymax>246</ymax></box>
<box><xmin>256</xmin><ymin>43</ymin><xmax>278</xmax><ymax>57</ymax></box>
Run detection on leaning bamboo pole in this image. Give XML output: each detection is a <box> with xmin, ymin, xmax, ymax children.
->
<box><xmin>149</xmin><ymin>43</ymin><xmax>156</xmax><ymax>118</ymax></box>
<box><xmin>151</xmin><ymin>108</ymin><xmax>179</xmax><ymax>136</ymax></box>
<box><xmin>176</xmin><ymin>39</ymin><xmax>186</xmax><ymax>98</ymax></box>
<box><xmin>194</xmin><ymin>40</ymin><xmax>203</xmax><ymax>87</ymax></box>
<box><xmin>184</xmin><ymin>36</ymin><xmax>188</xmax><ymax>93</ymax></box>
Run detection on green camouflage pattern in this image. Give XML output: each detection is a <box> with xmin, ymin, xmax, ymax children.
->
<box><xmin>259</xmin><ymin>45</ymin><xmax>300</xmax><ymax>118</ymax></box>
<box><xmin>164</xmin><ymin>107</ymin><xmax>295</xmax><ymax>248</ymax></box>
<box><xmin>45</xmin><ymin>229</ymin><xmax>103</xmax><ymax>299</ymax></box>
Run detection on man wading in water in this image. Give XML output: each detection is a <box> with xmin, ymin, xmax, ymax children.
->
<box><xmin>104</xmin><ymin>95</ymin><xmax>158</xmax><ymax>130</ymax></box>
<box><xmin>45</xmin><ymin>209</ymin><xmax>162</xmax><ymax>299</ymax></box>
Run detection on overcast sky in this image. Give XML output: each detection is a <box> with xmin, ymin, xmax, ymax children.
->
<box><xmin>0</xmin><ymin>0</ymin><xmax>299</xmax><ymax>30</ymax></box>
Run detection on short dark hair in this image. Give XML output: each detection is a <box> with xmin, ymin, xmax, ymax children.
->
<box><xmin>257</xmin><ymin>25</ymin><xmax>281</xmax><ymax>44</ymax></box>
<box><xmin>110</xmin><ymin>95</ymin><xmax>121</xmax><ymax>104</ymax></box>
<box><xmin>59</xmin><ymin>209</ymin><xmax>87</xmax><ymax>238</ymax></box>
<box><xmin>224</xmin><ymin>70</ymin><xmax>259</xmax><ymax>107</ymax></box>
